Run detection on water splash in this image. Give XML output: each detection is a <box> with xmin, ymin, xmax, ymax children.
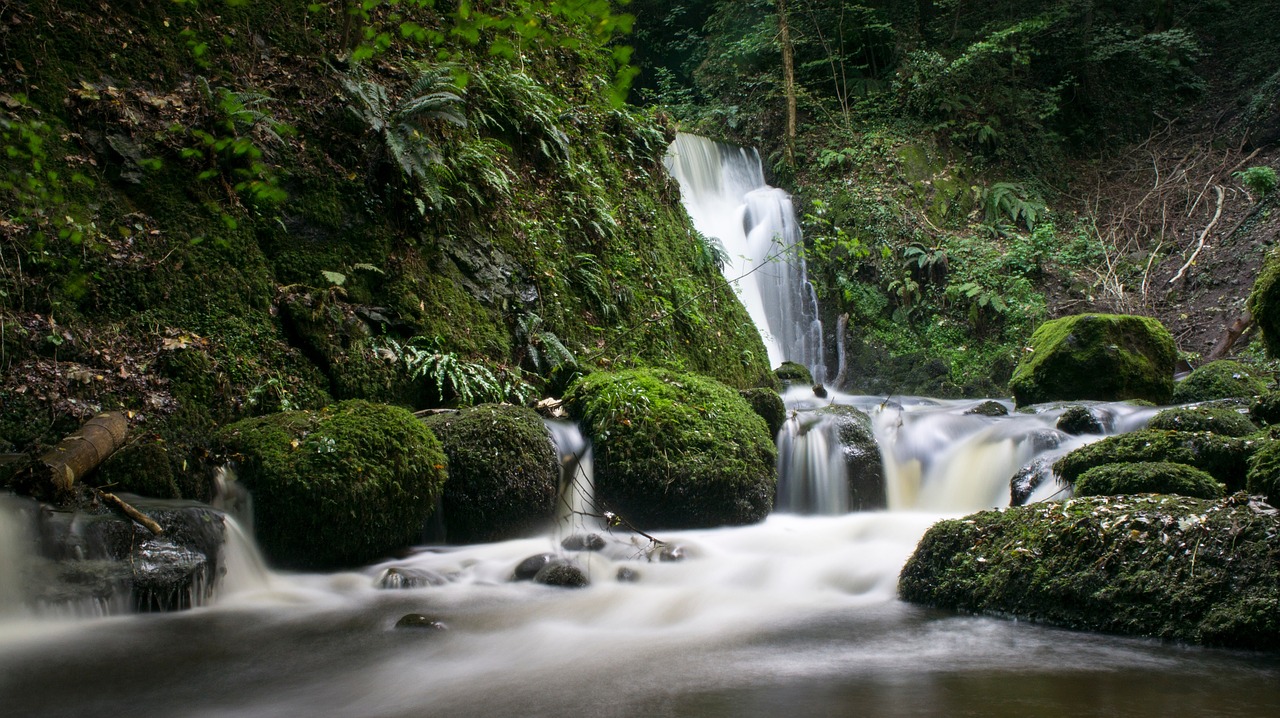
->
<box><xmin>665</xmin><ymin>133</ymin><xmax>825</xmax><ymax>380</ymax></box>
<box><xmin>775</xmin><ymin>413</ymin><xmax>849</xmax><ymax>514</ymax></box>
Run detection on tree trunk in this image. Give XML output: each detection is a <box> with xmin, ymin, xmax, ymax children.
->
<box><xmin>778</xmin><ymin>0</ymin><xmax>798</xmax><ymax>168</ymax></box>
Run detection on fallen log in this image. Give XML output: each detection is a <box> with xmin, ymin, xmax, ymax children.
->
<box><xmin>40</xmin><ymin>411</ymin><xmax>129</xmax><ymax>495</ymax></box>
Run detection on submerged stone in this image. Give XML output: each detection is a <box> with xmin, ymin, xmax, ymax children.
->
<box><xmin>965</xmin><ymin>400</ymin><xmax>1009</xmax><ymax>417</ymax></box>
<box><xmin>616</xmin><ymin>567</ymin><xmax>641</xmax><ymax>583</ymax></box>
<box><xmin>561</xmin><ymin>533</ymin><xmax>607</xmax><ymax>552</ymax></box>
<box><xmin>513</xmin><ymin>553</ymin><xmax>559</xmax><ymax>581</ymax></box>
<box><xmin>1009</xmin><ymin>458</ymin><xmax>1053</xmax><ymax>506</ymax></box>
<box><xmin>1055</xmin><ymin>405</ymin><xmax>1104</xmax><ymax>435</ymax></box>
<box><xmin>395</xmin><ymin>613</ymin><xmax>448</xmax><ymax>630</ymax></box>
<box><xmin>375</xmin><ymin>567</ymin><xmax>448</xmax><ymax>590</ymax></box>
<box><xmin>534</xmin><ymin>562</ymin><xmax>589</xmax><ymax>588</ymax></box>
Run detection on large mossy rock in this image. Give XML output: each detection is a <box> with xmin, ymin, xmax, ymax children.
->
<box><xmin>564</xmin><ymin>369</ymin><xmax>776</xmax><ymax>529</ymax></box>
<box><xmin>899</xmin><ymin>494</ymin><xmax>1280</xmax><ymax>650</ymax></box>
<box><xmin>421</xmin><ymin>404</ymin><xmax>559</xmax><ymax>543</ymax></box>
<box><xmin>1074</xmin><ymin>461</ymin><xmax>1225</xmax><ymax>499</ymax></box>
<box><xmin>1008</xmin><ymin>314</ymin><xmax>1176</xmax><ymax>406</ymax></box>
<box><xmin>1147</xmin><ymin>406</ymin><xmax>1257</xmax><ymax>437</ymax></box>
<box><xmin>1052</xmin><ymin>429</ymin><xmax>1255</xmax><ymax>492</ymax></box>
<box><xmin>739</xmin><ymin>387</ymin><xmax>787</xmax><ymax>439</ymax></box>
<box><xmin>215</xmin><ymin>400</ymin><xmax>447</xmax><ymax>569</ymax></box>
<box><xmin>1172</xmin><ymin>360</ymin><xmax>1269</xmax><ymax>404</ymax></box>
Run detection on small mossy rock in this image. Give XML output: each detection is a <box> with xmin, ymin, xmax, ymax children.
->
<box><xmin>421</xmin><ymin>404</ymin><xmax>558</xmax><ymax>544</ymax></box>
<box><xmin>1248</xmin><ymin>245</ymin><xmax>1280</xmax><ymax>359</ymax></box>
<box><xmin>1250</xmin><ymin>392</ymin><xmax>1280</xmax><ymax>426</ymax></box>
<box><xmin>899</xmin><ymin>493</ymin><xmax>1280</xmax><ymax>650</ymax></box>
<box><xmin>1008</xmin><ymin>314</ymin><xmax>1176</xmax><ymax>406</ymax></box>
<box><xmin>1074</xmin><ymin>461</ymin><xmax>1225</xmax><ymax>499</ymax></box>
<box><xmin>739</xmin><ymin>387</ymin><xmax>787</xmax><ymax>438</ymax></box>
<box><xmin>964</xmin><ymin>400</ymin><xmax>1009</xmax><ymax>417</ymax></box>
<box><xmin>1055</xmin><ymin>406</ymin><xmax>1105</xmax><ymax>435</ymax></box>
<box><xmin>1148</xmin><ymin>406</ymin><xmax>1257</xmax><ymax>437</ymax></box>
<box><xmin>534</xmin><ymin>562</ymin><xmax>589</xmax><ymax>588</ymax></box>
<box><xmin>1053</xmin><ymin>429</ymin><xmax>1254</xmax><ymax>492</ymax></box>
<box><xmin>1172</xmin><ymin>360</ymin><xmax>1269</xmax><ymax>404</ymax></box>
<box><xmin>565</xmin><ymin>369</ymin><xmax>776</xmax><ymax>529</ymax></box>
<box><xmin>215</xmin><ymin>400</ymin><xmax>447</xmax><ymax>570</ymax></box>
<box><xmin>814</xmin><ymin>405</ymin><xmax>886</xmax><ymax>510</ymax></box>
<box><xmin>775</xmin><ymin>361</ymin><xmax>814</xmax><ymax>388</ymax></box>
<box><xmin>1246</xmin><ymin>439</ymin><xmax>1280</xmax><ymax>507</ymax></box>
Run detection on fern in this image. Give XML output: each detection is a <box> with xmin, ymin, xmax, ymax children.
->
<box><xmin>515</xmin><ymin>313</ymin><xmax>576</xmax><ymax>375</ymax></box>
<box><xmin>468</xmin><ymin>68</ymin><xmax>570</xmax><ymax>165</ymax></box>
<box><xmin>374</xmin><ymin>337</ymin><xmax>530</xmax><ymax>406</ymax></box>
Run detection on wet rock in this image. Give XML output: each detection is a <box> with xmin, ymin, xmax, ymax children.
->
<box><xmin>534</xmin><ymin>563</ymin><xmax>589</xmax><ymax>588</ymax></box>
<box><xmin>774</xmin><ymin>361</ymin><xmax>814</xmax><ymax>388</ymax></box>
<box><xmin>814</xmin><ymin>405</ymin><xmax>887</xmax><ymax>510</ymax></box>
<box><xmin>375</xmin><ymin>567</ymin><xmax>448</xmax><ymax>589</ymax></box>
<box><xmin>1056</xmin><ymin>406</ymin><xmax>1103</xmax><ymax>435</ymax></box>
<box><xmin>812</xmin><ymin>384</ymin><xmax>829</xmax><ymax>398</ymax></box>
<box><xmin>1026</xmin><ymin>428</ymin><xmax>1064</xmax><ymax>452</ymax></box>
<box><xmin>616</xmin><ymin>567</ymin><xmax>641</xmax><ymax>583</ymax></box>
<box><xmin>965</xmin><ymin>400</ymin><xmax>1009</xmax><ymax>417</ymax></box>
<box><xmin>513</xmin><ymin>553</ymin><xmax>560</xmax><ymax>581</ymax></box>
<box><xmin>656</xmin><ymin>544</ymin><xmax>687</xmax><ymax>562</ymax></box>
<box><xmin>1010</xmin><ymin>458</ymin><xmax>1053</xmax><ymax>506</ymax></box>
<box><xmin>395</xmin><ymin>613</ymin><xmax>448</xmax><ymax>630</ymax></box>
<box><xmin>561</xmin><ymin>533</ymin><xmax>607</xmax><ymax>552</ymax></box>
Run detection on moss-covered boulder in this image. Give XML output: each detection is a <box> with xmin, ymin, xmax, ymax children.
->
<box><xmin>899</xmin><ymin>493</ymin><xmax>1280</xmax><ymax>650</ymax></box>
<box><xmin>1251</xmin><ymin>392</ymin><xmax>1280</xmax><ymax>426</ymax></box>
<box><xmin>215</xmin><ymin>400</ymin><xmax>446</xmax><ymax>569</ymax></box>
<box><xmin>1246</xmin><ymin>439</ymin><xmax>1280</xmax><ymax>507</ymax></box>
<box><xmin>1053</xmin><ymin>429</ymin><xmax>1255</xmax><ymax>492</ymax></box>
<box><xmin>565</xmin><ymin>369</ymin><xmax>776</xmax><ymax>529</ymax></box>
<box><xmin>775</xmin><ymin>361</ymin><xmax>814</xmax><ymax>388</ymax></box>
<box><xmin>1248</xmin><ymin>245</ymin><xmax>1280</xmax><ymax>359</ymax></box>
<box><xmin>1172</xmin><ymin>360</ymin><xmax>1269</xmax><ymax>404</ymax></box>
<box><xmin>1008</xmin><ymin>314</ymin><xmax>1176</xmax><ymax>406</ymax></box>
<box><xmin>739</xmin><ymin>387</ymin><xmax>787</xmax><ymax>439</ymax></box>
<box><xmin>1147</xmin><ymin>406</ymin><xmax>1257</xmax><ymax>437</ymax></box>
<box><xmin>815</xmin><ymin>405</ymin><xmax>886</xmax><ymax>510</ymax></box>
<box><xmin>421</xmin><ymin>404</ymin><xmax>559</xmax><ymax>543</ymax></box>
<box><xmin>1074</xmin><ymin>461</ymin><xmax>1225</xmax><ymax>499</ymax></box>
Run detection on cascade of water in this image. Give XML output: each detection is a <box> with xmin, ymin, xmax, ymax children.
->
<box><xmin>545</xmin><ymin>419</ymin><xmax>599</xmax><ymax>534</ymax></box>
<box><xmin>774</xmin><ymin>413</ymin><xmax>849</xmax><ymax>514</ymax></box>
<box><xmin>665</xmin><ymin>133</ymin><xmax>825</xmax><ymax>381</ymax></box>
<box><xmin>0</xmin><ymin>494</ymin><xmax>34</xmax><ymax>618</ymax></box>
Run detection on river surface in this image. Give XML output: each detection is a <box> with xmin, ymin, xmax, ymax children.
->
<box><xmin>3</xmin><ymin>394</ymin><xmax>1279</xmax><ymax>718</ymax></box>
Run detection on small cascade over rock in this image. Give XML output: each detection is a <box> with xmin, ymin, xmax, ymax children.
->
<box><xmin>666</xmin><ymin>133</ymin><xmax>825</xmax><ymax>381</ymax></box>
<box><xmin>776</xmin><ymin>414</ymin><xmax>849</xmax><ymax>514</ymax></box>
<box><xmin>545</xmin><ymin>420</ymin><xmax>599</xmax><ymax>534</ymax></box>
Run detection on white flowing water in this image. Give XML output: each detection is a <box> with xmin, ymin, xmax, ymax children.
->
<box><xmin>665</xmin><ymin>133</ymin><xmax>826</xmax><ymax>381</ymax></box>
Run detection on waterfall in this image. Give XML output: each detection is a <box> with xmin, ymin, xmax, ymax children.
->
<box><xmin>545</xmin><ymin>420</ymin><xmax>600</xmax><ymax>534</ymax></box>
<box><xmin>665</xmin><ymin>133</ymin><xmax>826</xmax><ymax>382</ymax></box>
<box><xmin>775</xmin><ymin>413</ymin><xmax>849</xmax><ymax>514</ymax></box>
<box><xmin>0</xmin><ymin>494</ymin><xmax>34</xmax><ymax>618</ymax></box>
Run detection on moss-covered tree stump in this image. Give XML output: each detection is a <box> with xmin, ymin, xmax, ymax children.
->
<box><xmin>1008</xmin><ymin>314</ymin><xmax>1176</xmax><ymax>406</ymax></box>
<box><xmin>421</xmin><ymin>404</ymin><xmax>559</xmax><ymax>543</ymax></box>
<box><xmin>216</xmin><ymin>400</ymin><xmax>447</xmax><ymax>569</ymax></box>
<box><xmin>900</xmin><ymin>494</ymin><xmax>1280</xmax><ymax>649</ymax></box>
<box><xmin>565</xmin><ymin>369</ymin><xmax>776</xmax><ymax>529</ymax></box>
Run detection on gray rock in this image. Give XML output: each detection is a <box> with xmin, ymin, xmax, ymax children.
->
<box><xmin>534</xmin><ymin>562</ymin><xmax>589</xmax><ymax>588</ymax></box>
<box><xmin>561</xmin><ymin>533</ymin><xmax>607</xmax><ymax>552</ymax></box>
<box><xmin>395</xmin><ymin>613</ymin><xmax>448</xmax><ymax>630</ymax></box>
<box><xmin>512</xmin><ymin>553</ymin><xmax>559</xmax><ymax>581</ymax></box>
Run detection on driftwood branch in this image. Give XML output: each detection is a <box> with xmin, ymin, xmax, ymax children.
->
<box><xmin>1206</xmin><ymin>310</ymin><xmax>1253</xmax><ymax>362</ymax></box>
<box><xmin>1169</xmin><ymin>184</ymin><xmax>1224</xmax><ymax>284</ymax></box>
<box><xmin>95</xmin><ymin>488</ymin><xmax>164</xmax><ymax>535</ymax></box>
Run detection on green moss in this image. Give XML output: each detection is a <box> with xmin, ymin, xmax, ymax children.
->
<box><xmin>1248</xmin><ymin>245</ymin><xmax>1280</xmax><ymax>359</ymax></box>
<box><xmin>1053</xmin><ymin>429</ymin><xmax>1256</xmax><ymax>492</ymax></box>
<box><xmin>899</xmin><ymin>493</ymin><xmax>1280</xmax><ymax>649</ymax></box>
<box><xmin>1245</xmin><ymin>439</ymin><xmax>1280</xmax><ymax>507</ymax></box>
<box><xmin>93</xmin><ymin>440</ymin><xmax>182</xmax><ymax>500</ymax></box>
<box><xmin>565</xmin><ymin>368</ymin><xmax>776</xmax><ymax>529</ymax></box>
<box><xmin>215</xmin><ymin>400</ymin><xmax>446</xmax><ymax>569</ymax></box>
<box><xmin>421</xmin><ymin>404</ymin><xmax>559</xmax><ymax>543</ymax></box>
<box><xmin>739</xmin><ymin>387</ymin><xmax>787</xmax><ymax>439</ymax></box>
<box><xmin>1251</xmin><ymin>391</ymin><xmax>1280</xmax><ymax>426</ymax></box>
<box><xmin>1009</xmin><ymin>314</ymin><xmax>1176</xmax><ymax>406</ymax></box>
<box><xmin>1172</xmin><ymin>360</ymin><xmax>1269</xmax><ymax>404</ymax></box>
<box><xmin>1056</xmin><ymin>405</ymin><xmax>1104</xmax><ymax>435</ymax></box>
<box><xmin>1148</xmin><ymin>406</ymin><xmax>1258</xmax><ymax>437</ymax></box>
<box><xmin>774</xmin><ymin>361</ymin><xmax>814</xmax><ymax>387</ymax></box>
<box><xmin>1074</xmin><ymin>461</ymin><xmax>1225</xmax><ymax>499</ymax></box>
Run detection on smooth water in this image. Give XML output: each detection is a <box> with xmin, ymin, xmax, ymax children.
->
<box><xmin>2</xmin><ymin>399</ymin><xmax>1278</xmax><ymax>717</ymax></box>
